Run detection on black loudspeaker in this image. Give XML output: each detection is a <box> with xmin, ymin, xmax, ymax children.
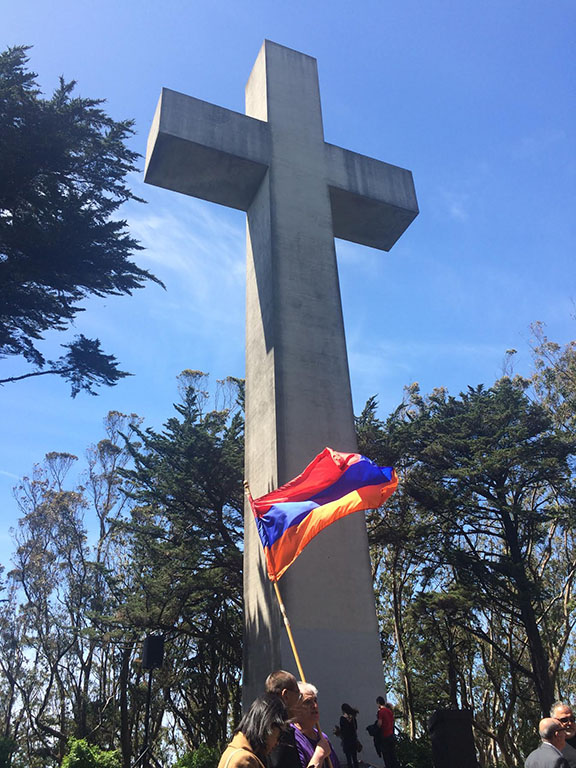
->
<box><xmin>142</xmin><ymin>635</ymin><xmax>164</xmax><ymax>670</ymax></box>
<box><xmin>429</xmin><ymin>709</ymin><xmax>479</xmax><ymax>768</ymax></box>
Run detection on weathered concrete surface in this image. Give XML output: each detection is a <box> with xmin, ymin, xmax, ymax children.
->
<box><xmin>145</xmin><ymin>40</ymin><xmax>418</xmax><ymax>762</ymax></box>
<box><xmin>326</xmin><ymin>143</ymin><xmax>419</xmax><ymax>249</ymax></box>
<box><xmin>145</xmin><ymin>89</ymin><xmax>270</xmax><ymax>210</ymax></box>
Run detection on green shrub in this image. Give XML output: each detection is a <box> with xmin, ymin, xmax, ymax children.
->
<box><xmin>175</xmin><ymin>743</ymin><xmax>220</xmax><ymax>768</ymax></box>
<box><xmin>175</xmin><ymin>752</ymin><xmax>194</xmax><ymax>768</ymax></box>
<box><xmin>395</xmin><ymin>732</ymin><xmax>433</xmax><ymax>768</ymax></box>
<box><xmin>60</xmin><ymin>738</ymin><xmax>121</xmax><ymax>768</ymax></box>
<box><xmin>0</xmin><ymin>736</ymin><xmax>16</xmax><ymax>768</ymax></box>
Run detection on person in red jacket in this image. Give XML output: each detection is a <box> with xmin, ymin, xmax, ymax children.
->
<box><xmin>376</xmin><ymin>697</ymin><xmax>398</xmax><ymax>768</ymax></box>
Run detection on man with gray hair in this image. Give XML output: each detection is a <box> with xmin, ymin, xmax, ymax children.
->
<box><xmin>550</xmin><ymin>702</ymin><xmax>576</xmax><ymax>768</ymax></box>
<box><xmin>525</xmin><ymin>718</ymin><xmax>570</xmax><ymax>768</ymax></box>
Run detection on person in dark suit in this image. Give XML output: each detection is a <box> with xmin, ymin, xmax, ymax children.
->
<box><xmin>525</xmin><ymin>718</ymin><xmax>570</xmax><ymax>768</ymax></box>
<box><xmin>550</xmin><ymin>702</ymin><xmax>576</xmax><ymax>768</ymax></box>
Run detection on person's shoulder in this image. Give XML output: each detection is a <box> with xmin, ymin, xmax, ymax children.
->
<box><xmin>563</xmin><ymin>741</ymin><xmax>576</xmax><ymax>767</ymax></box>
<box><xmin>235</xmin><ymin>753</ymin><xmax>261</xmax><ymax>768</ymax></box>
<box><xmin>525</xmin><ymin>744</ymin><xmax>571</xmax><ymax>768</ymax></box>
<box><xmin>524</xmin><ymin>745</ymin><xmax>544</xmax><ymax>768</ymax></box>
<box><xmin>268</xmin><ymin>728</ymin><xmax>300</xmax><ymax>768</ymax></box>
<box><xmin>219</xmin><ymin>736</ymin><xmax>265</xmax><ymax>768</ymax></box>
<box><xmin>279</xmin><ymin>727</ymin><xmax>297</xmax><ymax>746</ymax></box>
<box><xmin>219</xmin><ymin>748</ymin><xmax>259</xmax><ymax>768</ymax></box>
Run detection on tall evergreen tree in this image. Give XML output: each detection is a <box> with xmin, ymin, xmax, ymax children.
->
<box><xmin>113</xmin><ymin>373</ymin><xmax>245</xmax><ymax>755</ymax></box>
<box><xmin>361</xmin><ymin>376</ymin><xmax>576</xmax><ymax>765</ymax></box>
<box><xmin>0</xmin><ymin>378</ymin><xmax>245</xmax><ymax>767</ymax></box>
<box><xmin>0</xmin><ymin>45</ymin><xmax>163</xmax><ymax>395</ymax></box>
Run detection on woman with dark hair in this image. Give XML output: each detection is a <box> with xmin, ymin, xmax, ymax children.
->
<box><xmin>218</xmin><ymin>694</ymin><xmax>288</xmax><ymax>768</ymax></box>
<box><xmin>339</xmin><ymin>703</ymin><xmax>359</xmax><ymax>768</ymax></box>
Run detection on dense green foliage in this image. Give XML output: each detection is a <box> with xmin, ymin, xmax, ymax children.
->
<box><xmin>117</xmin><ymin>372</ymin><xmax>245</xmax><ymax>749</ymax></box>
<box><xmin>0</xmin><ymin>737</ymin><xmax>16</xmax><ymax>768</ymax></box>
<box><xmin>0</xmin><ymin>45</ymin><xmax>162</xmax><ymax>395</ymax></box>
<box><xmin>174</xmin><ymin>743</ymin><xmax>220</xmax><ymax>768</ymax></box>
<box><xmin>394</xmin><ymin>733</ymin><xmax>433</xmax><ymax>768</ymax></box>
<box><xmin>60</xmin><ymin>739</ymin><xmax>120</xmax><ymax>768</ymax></box>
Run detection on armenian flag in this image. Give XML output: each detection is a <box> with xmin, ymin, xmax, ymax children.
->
<box><xmin>249</xmin><ymin>447</ymin><xmax>398</xmax><ymax>581</ymax></box>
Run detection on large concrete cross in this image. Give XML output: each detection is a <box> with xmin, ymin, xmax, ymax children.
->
<box><xmin>145</xmin><ymin>40</ymin><xmax>417</xmax><ymax>749</ymax></box>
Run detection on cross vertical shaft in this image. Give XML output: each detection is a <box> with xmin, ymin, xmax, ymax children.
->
<box><xmin>243</xmin><ymin>43</ymin><xmax>384</xmax><ymax>738</ymax></box>
<box><xmin>245</xmin><ymin>43</ymin><xmax>356</xmax><ymax>485</ymax></box>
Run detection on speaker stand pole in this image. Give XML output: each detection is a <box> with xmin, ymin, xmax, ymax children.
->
<box><xmin>143</xmin><ymin>668</ymin><xmax>153</xmax><ymax>768</ymax></box>
<box><xmin>133</xmin><ymin>668</ymin><xmax>153</xmax><ymax>768</ymax></box>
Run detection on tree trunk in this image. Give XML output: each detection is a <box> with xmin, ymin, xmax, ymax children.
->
<box><xmin>391</xmin><ymin>555</ymin><xmax>416</xmax><ymax>738</ymax></box>
<box><xmin>120</xmin><ymin>646</ymin><xmax>132</xmax><ymax>768</ymax></box>
<box><xmin>500</xmin><ymin>505</ymin><xmax>554</xmax><ymax>714</ymax></box>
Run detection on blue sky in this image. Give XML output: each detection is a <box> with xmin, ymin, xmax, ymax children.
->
<box><xmin>1</xmin><ymin>0</ymin><xmax>574</xmax><ymax>567</ymax></box>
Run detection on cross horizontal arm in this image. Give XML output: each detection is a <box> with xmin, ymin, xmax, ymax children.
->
<box><xmin>325</xmin><ymin>143</ymin><xmax>418</xmax><ymax>251</ymax></box>
<box><xmin>145</xmin><ymin>88</ymin><xmax>270</xmax><ymax>211</ymax></box>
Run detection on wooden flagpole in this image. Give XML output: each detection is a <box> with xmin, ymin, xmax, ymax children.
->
<box><xmin>272</xmin><ymin>580</ymin><xmax>307</xmax><ymax>682</ymax></box>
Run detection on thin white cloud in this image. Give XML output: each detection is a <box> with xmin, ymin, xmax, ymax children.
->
<box><xmin>127</xmin><ymin>201</ymin><xmax>244</xmax><ymax>278</ymax></box>
<box><xmin>72</xmin><ymin>195</ymin><xmax>247</xmax><ymax>355</ymax></box>
<box><xmin>121</xmin><ymin>197</ymin><xmax>246</xmax><ymax>326</ymax></box>
<box><xmin>0</xmin><ymin>470</ymin><xmax>20</xmax><ymax>480</ymax></box>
